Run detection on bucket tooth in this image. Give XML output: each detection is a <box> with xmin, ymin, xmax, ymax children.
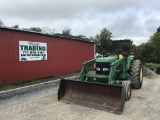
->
<box><xmin>58</xmin><ymin>79</ymin><xmax>125</xmax><ymax>114</ymax></box>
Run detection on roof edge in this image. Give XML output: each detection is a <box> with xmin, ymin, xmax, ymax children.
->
<box><xmin>0</xmin><ymin>26</ymin><xmax>94</xmax><ymax>44</ymax></box>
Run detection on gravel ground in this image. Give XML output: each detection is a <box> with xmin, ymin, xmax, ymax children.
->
<box><xmin>0</xmin><ymin>76</ymin><xmax>160</xmax><ymax>120</ymax></box>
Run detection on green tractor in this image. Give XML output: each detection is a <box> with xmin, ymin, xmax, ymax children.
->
<box><xmin>58</xmin><ymin>40</ymin><xmax>143</xmax><ymax>114</ymax></box>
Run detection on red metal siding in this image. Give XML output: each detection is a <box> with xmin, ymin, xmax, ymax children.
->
<box><xmin>0</xmin><ymin>29</ymin><xmax>94</xmax><ymax>85</ymax></box>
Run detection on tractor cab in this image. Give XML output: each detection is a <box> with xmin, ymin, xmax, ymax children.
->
<box><xmin>95</xmin><ymin>40</ymin><xmax>132</xmax><ymax>76</ymax></box>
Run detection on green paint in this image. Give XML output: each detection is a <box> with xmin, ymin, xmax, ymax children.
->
<box><xmin>20</xmin><ymin>45</ymin><xmax>24</xmax><ymax>50</ymax></box>
<box><xmin>144</xmin><ymin>63</ymin><xmax>160</xmax><ymax>68</ymax></box>
<box><xmin>20</xmin><ymin>45</ymin><xmax>46</xmax><ymax>51</ymax></box>
<box><xmin>79</xmin><ymin>55</ymin><xmax>135</xmax><ymax>85</ymax></box>
<box><xmin>33</xmin><ymin>46</ymin><xmax>36</xmax><ymax>50</ymax></box>
<box><xmin>29</xmin><ymin>46</ymin><xmax>32</xmax><ymax>50</ymax></box>
<box><xmin>96</xmin><ymin>55</ymin><xmax>117</xmax><ymax>63</ymax></box>
<box><xmin>24</xmin><ymin>46</ymin><xmax>28</xmax><ymax>50</ymax></box>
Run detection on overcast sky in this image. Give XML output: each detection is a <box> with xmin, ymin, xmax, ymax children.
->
<box><xmin>0</xmin><ymin>0</ymin><xmax>160</xmax><ymax>45</ymax></box>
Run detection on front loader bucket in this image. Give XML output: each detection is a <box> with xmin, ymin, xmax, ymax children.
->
<box><xmin>58</xmin><ymin>79</ymin><xmax>125</xmax><ymax>114</ymax></box>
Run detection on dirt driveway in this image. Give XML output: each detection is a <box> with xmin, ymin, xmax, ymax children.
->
<box><xmin>0</xmin><ymin>76</ymin><xmax>160</xmax><ymax>120</ymax></box>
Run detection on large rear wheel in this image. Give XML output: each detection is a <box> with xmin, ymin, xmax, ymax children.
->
<box><xmin>130</xmin><ymin>60</ymin><xmax>143</xmax><ymax>89</ymax></box>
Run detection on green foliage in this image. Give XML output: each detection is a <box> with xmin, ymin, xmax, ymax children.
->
<box><xmin>54</xmin><ymin>28</ymin><xmax>89</xmax><ymax>41</ymax></box>
<box><xmin>42</xmin><ymin>27</ymin><xmax>55</xmax><ymax>35</ymax></box>
<box><xmin>130</xmin><ymin>43</ymin><xmax>137</xmax><ymax>55</ymax></box>
<box><xmin>62</xmin><ymin>28</ymin><xmax>72</xmax><ymax>37</ymax></box>
<box><xmin>30</xmin><ymin>27</ymin><xmax>42</xmax><ymax>32</ymax></box>
<box><xmin>157</xmin><ymin>26</ymin><xmax>160</xmax><ymax>32</ymax></box>
<box><xmin>12</xmin><ymin>25</ymin><xmax>19</xmax><ymax>28</ymax></box>
<box><xmin>54</xmin><ymin>33</ymin><xmax>63</xmax><ymax>37</ymax></box>
<box><xmin>112</xmin><ymin>40</ymin><xmax>131</xmax><ymax>55</ymax></box>
<box><xmin>134</xmin><ymin>42</ymin><xmax>154</xmax><ymax>62</ymax></box>
<box><xmin>72</xmin><ymin>35</ymin><xmax>89</xmax><ymax>41</ymax></box>
<box><xmin>96</xmin><ymin>28</ymin><xmax>112</xmax><ymax>55</ymax></box>
<box><xmin>144</xmin><ymin>63</ymin><xmax>160</xmax><ymax>67</ymax></box>
<box><xmin>150</xmin><ymin>32</ymin><xmax>160</xmax><ymax>47</ymax></box>
<box><xmin>133</xmin><ymin>27</ymin><xmax>160</xmax><ymax>63</ymax></box>
<box><xmin>0</xmin><ymin>72</ymin><xmax>80</xmax><ymax>92</ymax></box>
<box><xmin>22</xmin><ymin>28</ymin><xmax>29</xmax><ymax>31</ymax></box>
<box><xmin>149</xmin><ymin>31</ymin><xmax>160</xmax><ymax>63</ymax></box>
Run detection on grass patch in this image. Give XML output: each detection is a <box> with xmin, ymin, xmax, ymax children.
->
<box><xmin>0</xmin><ymin>72</ymin><xmax>80</xmax><ymax>92</ymax></box>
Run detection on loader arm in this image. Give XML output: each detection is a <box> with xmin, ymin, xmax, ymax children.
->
<box><xmin>80</xmin><ymin>59</ymin><xmax>95</xmax><ymax>81</ymax></box>
<box><xmin>109</xmin><ymin>58</ymin><xmax>124</xmax><ymax>84</ymax></box>
<box><xmin>80</xmin><ymin>57</ymin><xmax>125</xmax><ymax>85</ymax></box>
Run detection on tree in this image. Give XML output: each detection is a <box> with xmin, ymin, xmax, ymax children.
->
<box><xmin>96</xmin><ymin>28</ymin><xmax>112</xmax><ymax>55</ymax></box>
<box><xmin>54</xmin><ymin>33</ymin><xmax>63</xmax><ymax>37</ymax></box>
<box><xmin>72</xmin><ymin>35</ymin><xmax>88</xmax><ymax>41</ymax></box>
<box><xmin>131</xmin><ymin>43</ymin><xmax>137</xmax><ymax>53</ymax></box>
<box><xmin>62</xmin><ymin>28</ymin><xmax>72</xmax><ymax>37</ymax></box>
<box><xmin>88</xmin><ymin>36</ymin><xmax>99</xmax><ymax>43</ymax></box>
<box><xmin>150</xmin><ymin>33</ymin><xmax>160</xmax><ymax>48</ymax></box>
<box><xmin>42</xmin><ymin>27</ymin><xmax>55</xmax><ymax>35</ymax></box>
<box><xmin>22</xmin><ymin>28</ymin><xmax>29</xmax><ymax>31</ymax></box>
<box><xmin>29</xmin><ymin>27</ymin><xmax>42</xmax><ymax>32</ymax></box>
<box><xmin>149</xmin><ymin>31</ymin><xmax>160</xmax><ymax>63</ymax></box>
<box><xmin>157</xmin><ymin>26</ymin><xmax>160</xmax><ymax>32</ymax></box>
<box><xmin>135</xmin><ymin>42</ymin><xmax>154</xmax><ymax>62</ymax></box>
<box><xmin>12</xmin><ymin>25</ymin><xmax>19</xmax><ymax>28</ymax></box>
<box><xmin>133</xmin><ymin>26</ymin><xmax>160</xmax><ymax>63</ymax></box>
<box><xmin>0</xmin><ymin>19</ymin><xmax>4</xmax><ymax>26</ymax></box>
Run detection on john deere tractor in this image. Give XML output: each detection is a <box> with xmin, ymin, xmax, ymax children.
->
<box><xmin>58</xmin><ymin>40</ymin><xmax>143</xmax><ymax>114</ymax></box>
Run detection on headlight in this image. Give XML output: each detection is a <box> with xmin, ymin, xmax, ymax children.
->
<box><xmin>103</xmin><ymin>68</ymin><xmax>109</xmax><ymax>71</ymax></box>
<box><xmin>96</xmin><ymin>68</ymin><xmax>100</xmax><ymax>71</ymax></box>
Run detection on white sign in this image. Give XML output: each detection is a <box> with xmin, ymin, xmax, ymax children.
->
<box><xmin>19</xmin><ymin>41</ymin><xmax>47</xmax><ymax>61</ymax></box>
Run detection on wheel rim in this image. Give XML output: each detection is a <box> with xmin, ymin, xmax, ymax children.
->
<box><xmin>127</xmin><ymin>87</ymin><xmax>131</xmax><ymax>97</ymax></box>
<box><xmin>140</xmin><ymin>68</ymin><xmax>143</xmax><ymax>83</ymax></box>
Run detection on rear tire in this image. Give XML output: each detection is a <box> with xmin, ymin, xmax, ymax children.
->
<box><xmin>130</xmin><ymin>60</ymin><xmax>143</xmax><ymax>89</ymax></box>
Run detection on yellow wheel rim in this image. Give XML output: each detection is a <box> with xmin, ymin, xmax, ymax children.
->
<box><xmin>127</xmin><ymin>87</ymin><xmax>131</xmax><ymax>97</ymax></box>
<box><xmin>140</xmin><ymin>68</ymin><xmax>143</xmax><ymax>82</ymax></box>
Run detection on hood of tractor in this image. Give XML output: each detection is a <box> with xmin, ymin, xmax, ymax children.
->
<box><xmin>96</xmin><ymin>55</ymin><xmax>118</xmax><ymax>63</ymax></box>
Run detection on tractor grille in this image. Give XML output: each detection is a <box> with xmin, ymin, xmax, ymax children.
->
<box><xmin>96</xmin><ymin>62</ymin><xmax>110</xmax><ymax>75</ymax></box>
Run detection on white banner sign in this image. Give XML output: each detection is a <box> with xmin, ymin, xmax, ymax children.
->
<box><xmin>19</xmin><ymin>41</ymin><xmax>47</xmax><ymax>61</ymax></box>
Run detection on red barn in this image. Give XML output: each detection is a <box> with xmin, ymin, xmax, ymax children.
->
<box><xmin>0</xmin><ymin>27</ymin><xmax>95</xmax><ymax>85</ymax></box>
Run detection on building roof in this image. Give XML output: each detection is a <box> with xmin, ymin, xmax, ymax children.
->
<box><xmin>0</xmin><ymin>26</ymin><xmax>94</xmax><ymax>44</ymax></box>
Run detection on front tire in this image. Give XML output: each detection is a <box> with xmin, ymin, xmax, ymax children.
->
<box><xmin>123</xmin><ymin>81</ymin><xmax>132</xmax><ymax>101</ymax></box>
